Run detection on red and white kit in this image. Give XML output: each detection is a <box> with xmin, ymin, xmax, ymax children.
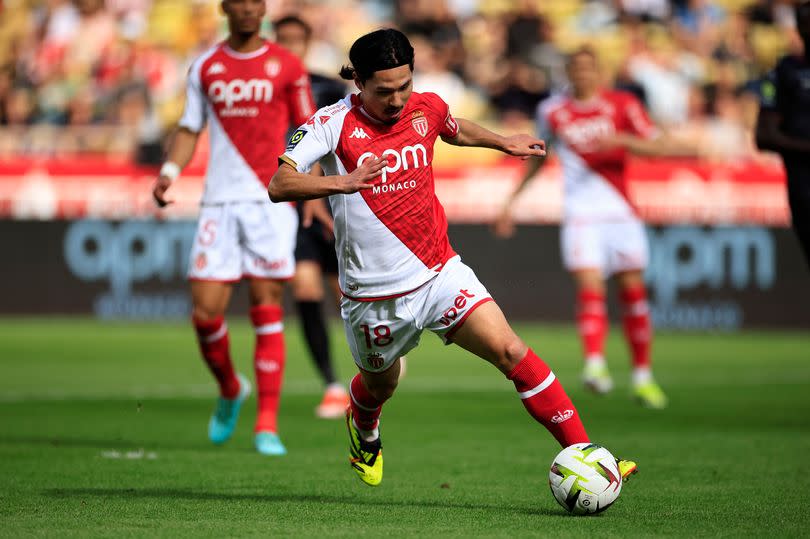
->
<box><xmin>538</xmin><ymin>90</ymin><xmax>658</xmax><ymax>275</ymax></box>
<box><xmin>180</xmin><ymin>40</ymin><xmax>315</xmax><ymax>281</ymax></box>
<box><xmin>281</xmin><ymin>92</ymin><xmax>492</xmax><ymax>371</ymax></box>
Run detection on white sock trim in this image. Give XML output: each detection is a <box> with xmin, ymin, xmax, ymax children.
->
<box><xmin>255</xmin><ymin>322</ymin><xmax>283</xmax><ymax>335</ymax></box>
<box><xmin>202</xmin><ymin>323</ymin><xmax>228</xmax><ymax>343</ymax></box>
<box><xmin>349</xmin><ymin>386</ymin><xmax>379</xmax><ymax>412</ymax></box>
<box><xmin>518</xmin><ymin>372</ymin><xmax>556</xmax><ymax>400</ymax></box>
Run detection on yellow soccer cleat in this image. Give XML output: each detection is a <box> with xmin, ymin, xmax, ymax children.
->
<box><xmin>634</xmin><ymin>380</ymin><xmax>668</xmax><ymax>409</ymax></box>
<box><xmin>582</xmin><ymin>361</ymin><xmax>614</xmax><ymax>395</ymax></box>
<box><xmin>617</xmin><ymin>459</ymin><xmax>638</xmax><ymax>482</ymax></box>
<box><xmin>345</xmin><ymin>408</ymin><xmax>383</xmax><ymax>487</ymax></box>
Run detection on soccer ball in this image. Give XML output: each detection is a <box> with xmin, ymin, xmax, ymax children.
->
<box><xmin>549</xmin><ymin>443</ymin><xmax>622</xmax><ymax>515</ymax></box>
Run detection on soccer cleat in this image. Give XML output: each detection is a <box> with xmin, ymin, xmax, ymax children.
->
<box><xmin>208</xmin><ymin>373</ymin><xmax>251</xmax><ymax>444</ymax></box>
<box><xmin>345</xmin><ymin>408</ymin><xmax>383</xmax><ymax>486</ymax></box>
<box><xmin>582</xmin><ymin>361</ymin><xmax>613</xmax><ymax>394</ymax></box>
<box><xmin>315</xmin><ymin>385</ymin><xmax>351</xmax><ymax>419</ymax></box>
<box><xmin>634</xmin><ymin>380</ymin><xmax>668</xmax><ymax>409</ymax></box>
<box><xmin>617</xmin><ymin>459</ymin><xmax>638</xmax><ymax>481</ymax></box>
<box><xmin>254</xmin><ymin>431</ymin><xmax>287</xmax><ymax>456</ymax></box>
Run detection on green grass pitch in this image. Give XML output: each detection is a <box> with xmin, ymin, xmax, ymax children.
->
<box><xmin>0</xmin><ymin>318</ymin><xmax>808</xmax><ymax>537</ymax></box>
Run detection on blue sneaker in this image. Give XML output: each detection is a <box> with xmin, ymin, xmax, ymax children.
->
<box><xmin>255</xmin><ymin>431</ymin><xmax>287</xmax><ymax>456</ymax></box>
<box><xmin>208</xmin><ymin>373</ymin><xmax>251</xmax><ymax>445</ymax></box>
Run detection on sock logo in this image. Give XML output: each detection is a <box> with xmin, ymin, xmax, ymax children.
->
<box><xmin>256</xmin><ymin>359</ymin><xmax>280</xmax><ymax>373</ymax></box>
<box><xmin>551</xmin><ymin>409</ymin><xmax>574</xmax><ymax>424</ymax></box>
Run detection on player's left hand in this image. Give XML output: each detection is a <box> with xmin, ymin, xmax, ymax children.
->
<box><xmin>502</xmin><ymin>135</ymin><xmax>546</xmax><ymax>160</ymax></box>
<box><xmin>302</xmin><ymin>198</ymin><xmax>334</xmax><ymax>239</ymax></box>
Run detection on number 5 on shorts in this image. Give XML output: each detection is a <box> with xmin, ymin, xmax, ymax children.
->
<box><xmin>360</xmin><ymin>324</ymin><xmax>393</xmax><ymax>348</ymax></box>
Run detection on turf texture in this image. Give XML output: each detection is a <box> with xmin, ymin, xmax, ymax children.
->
<box><xmin>0</xmin><ymin>318</ymin><xmax>808</xmax><ymax>537</ymax></box>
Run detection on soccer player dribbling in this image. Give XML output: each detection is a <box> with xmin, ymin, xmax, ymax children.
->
<box><xmin>269</xmin><ymin>29</ymin><xmax>637</xmax><ymax>487</ymax></box>
<box><xmin>152</xmin><ymin>0</ymin><xmax>315</xmax><ymax>455</ymax></box>
<box><xmin>496</xmin><ymin>47</ymin><xmax>697</xmax><ymax>409</ymax></box>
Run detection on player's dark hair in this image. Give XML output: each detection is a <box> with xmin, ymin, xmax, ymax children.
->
<box><xmin>565</xmin><ymin>45</ymin><xmax>598</xmax><ymax>66</ymax></box>
<box><xmin>339</xmin><ymin>29</ymin><xmax>414</xmax><ymax>83</ymax></box>
<box><xmin>797</xmin><ymin>1</ymin><xmax>810</xmax><ymax>21</ymax></box>
<box><xmin>273</xmin><ymin>15</ymin><xmax>312</xmax><ymax>40</ymax></box>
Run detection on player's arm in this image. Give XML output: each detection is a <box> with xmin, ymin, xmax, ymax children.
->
<box><xmin>268</xmin><ymin>159</ymin><xmax>386</xmax><ymax>202</ymax></box>
<box><xmin>153</xmin><ymin>128</ymin><xmax>200</xmax><ymax>207</ymax></box>
<box><xmin>493</xmin><ymin>155</ymin><xmax>547</xmax><ymax>238</ymax></box>
<box><xmin>755</xmin><ymin>64</ymin><xmax>810</xmax><ymax>154</ymax></box>
<box><xmin>442</xmin><ymin>118</ymin><xmax>547</xmax><ymax>159</ymax></box>
<box><xmin>153</xmin><ymin>59</ymin><xmax>206</xmax><ymax>208</ymax></box>
<box><xmin>605</xmin><ymin>132</ymin><xmax>699</xmax><ymax>157</ymax></box>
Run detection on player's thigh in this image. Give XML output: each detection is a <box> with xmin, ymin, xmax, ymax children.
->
<box><xmin>238</xmin><ymin>201</ymin><xmax>298</xmax><ymax>280</ymax></box>
<box><xmin>603</xmin><ymin>219</ymin><xmax>648</xmax><ymax>276</ymax></box>
<box><xmin>291</xmin><ymin>260</ymin><xmax>325</xmax><ymax>301</ymax></box>
<box><xmin>340</xmin><ymin>296</ymin><xmax>420</xmax><ymax>374</ymax></box>
<box><xmin>190</xmin><ymin>280</ymin><xmax>233</xmax><ymax>319</ymax></box>
<box><xmin>446</xmin><ymin>301</ymin><xmax>527</xmax><ymax>375</ymax></box>
<box><xmin>561</xmin><ymin>221</ymin><xmax>605</xmax><ymax>274</ymax></box>
<box><xmin>188</xmin><ymin>205</ymin><xmax>242</xmax><ymax>282</ymax></box>
<box><xmin>247</xmin><ymin>278</ymin><xmax>284</xmax><ymax>306</ymax></box>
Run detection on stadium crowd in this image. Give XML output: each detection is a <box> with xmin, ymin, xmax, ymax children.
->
<box><xmin>0</xmin><ymin>0</ymin><xmax>802</xmax><ymax>163</ymax></box>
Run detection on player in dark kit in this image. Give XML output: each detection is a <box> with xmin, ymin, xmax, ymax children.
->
<box><xmin>274</xmin><ymin>15</ymin><xmax>352</xmax><ymax>418</ymax></box>
<box><xmin>756</xmin><ymin>1</ymin><xmax>810</xmax><ymax>269</ymax></box>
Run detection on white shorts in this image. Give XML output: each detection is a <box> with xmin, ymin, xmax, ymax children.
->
<box><xmin>561</xmin><ymin>219</ymin><xmax>648</xmax><ymax>276</ymax></box>
<box><xmin>340</xmin><ymin>256</ymin><xmax>492</xmax><ymax>373</ymax></box>
<box><xmin>187</xmin><ymin>201</ymin><xmax>297</xmax><ymax>282</ymax></box>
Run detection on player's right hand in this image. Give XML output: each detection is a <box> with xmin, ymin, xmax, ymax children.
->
<box><xmin>492</xmin><ymin>206</ymin><xmax>516</xmax><ymax>238</ymax></box>
<box><xmin>339</xmin><ymin>156</ymin><xmax>386</xmax><ymax>194</ymax></box>
<box><xmin>152</xmin><ymin>176</ymin><xmax>174</xmax><ymax>208</ymax></box>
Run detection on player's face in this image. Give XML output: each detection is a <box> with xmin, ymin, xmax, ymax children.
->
<box><xmin>566</xmin><ymin>53</ymin><xmax>599</xmax><ymax>95</ymax></box>
<box><xmin>357</xmin><ymin>65</ymin><xmax>413</xmax><ymax>124</ymax></box>
<box><xmin>275</xmin><ymin>23</ymin><xmax>308</xmax><ymax>59</ymax></box>
<box><xmin>222</xmin><ymin>0</ymin><xmax>265</xmax><ymax>37</ymax></box>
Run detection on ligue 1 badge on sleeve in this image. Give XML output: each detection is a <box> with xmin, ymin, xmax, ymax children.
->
<box><xmin>411</xmin><ymin>110</ymin><xmax>428</xmax><ymax>137</ymax></box>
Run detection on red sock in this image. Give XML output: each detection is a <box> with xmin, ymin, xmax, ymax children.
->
<box><xmin>349</xmin><ymin>374</ymin><xmax>384</xmax><ymax>432</ymax></box>
<box><xmin>577</xmin><ymin>289</ymin><xmax>607</xmax><ymax>361</ymax></box>
<box><xmin>620</xmin><ymin>286</ymin><xmax>652</xmax><ymax>369</ymax></box>
<box><xmin>508</xmin><ymin>349</ymin><xmax>589</xmax><ymax>447</ymax></box>
<box><xmin>251</xmin><ymin>304</ymin><xmax>286</xmax><ymax>433</ymax></box>
<box><xmin>193</xmin><ymin>316</ymin><xmax>239</xmax><ymax>399</ymax></box>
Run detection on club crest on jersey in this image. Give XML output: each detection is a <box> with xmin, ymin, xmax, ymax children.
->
<box><xmin>411</xmin><ymin>111</ymin><xmax>428</xmax><ymax>137</ymax></box>
<box><xmin>265</xmin><ymin>58</ymin><xmax>281</xmax><ymax>77</ymax></box>
<box><xmin>366</xmin><ymin>352</ymin><xmax>385</xmax><ymax>369</ymax></box>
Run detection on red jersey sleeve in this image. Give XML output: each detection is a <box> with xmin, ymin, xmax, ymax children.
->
<box><xmin>621</xmin><ymin>92</ymin><xmax>658</xmax><ymax>140</ymax></box>
<box><xmin>286</xmin><ymin>57</ymin><xmax>316</xmax><ymax>127</ymax></box>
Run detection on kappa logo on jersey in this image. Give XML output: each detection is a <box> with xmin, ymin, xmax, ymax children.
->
<box><xmin>412</xmin><ymin>110</ymin><xmax>428</xmax><ymax>137</ymax></box>
<box><xmin>208</xmin><ymin>78</ymin><xmax>274</xmax><ymax>117</ymax></box>
<box><xmin>286</xmin><ymin>128</ymin><xmax>307</xmax><ymax>151</ymax></box>
<box><xmin>206</xmin><ymin>62</ymin><xmax>226</xmax><ymax>76</ymax></box>
<box><xmin>357</xmin><ymin>144</ymin><xmax>428</xmax><ymax>190</ymax></box>
<box><xmin>349</xmin><ymin>127</ymin><xmax>371</xmax><ymax>139</ymax></box>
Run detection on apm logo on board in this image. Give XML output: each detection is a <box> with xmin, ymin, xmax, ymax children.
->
<box><xmin>63</xmin><ymin>220</ymin><xmax>197</xmax><ymax>319</ymax></box>
<box><xmin>645</xmin><ymin>226</ymin><xmax>776</xmax><ymax>330</ymax></box>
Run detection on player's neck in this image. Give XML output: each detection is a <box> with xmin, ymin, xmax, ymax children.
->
<box><xmin>226</xmin><ymin>33</ymin><xmax>265</xmax><ymax>54</ymax></box>
<box><xmin>572</xmin><ymin>87</ymin><xmax>598</xmax><ymax>102</ymax></box>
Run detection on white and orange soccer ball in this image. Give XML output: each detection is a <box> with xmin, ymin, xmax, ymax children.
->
<box><xmin>549</xmin><ymin>443</ymin><xmax>622</xmax><ymax>515</ymax></box>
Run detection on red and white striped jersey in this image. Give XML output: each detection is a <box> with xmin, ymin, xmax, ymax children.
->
<box><xmin>538</xmin><ymin>90</ymin><xmax>658</xmax><ymax>222</ymax></box>
<box><xmin>180</xmin><ymin>40</ymin><xmax>314</xmax><ymax>204</ymax></box>
<box><xmin>280</xmin><ymin>91</ymin><xmax>461</xmax><ymax>300</ymax></box>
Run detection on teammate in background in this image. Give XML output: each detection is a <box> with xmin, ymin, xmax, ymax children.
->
<box><xmin>756</xmin><ymin>1</ymin><xmax>810</xmax><ymax>269</ymax></box>
<box><xmin>274</xmin><ymin>15</ymin><xmax>352</xmax><ymax>418</ymax></box>
<box><xmin>152</xmin><ymin>0</ymin><xmax>315</xmax><ymax>455</ymax></box>
<box><xmin>269</xmin><ymin>29</ymin><xmax>637</xmax><ymax>487</ymax></box>
<box><xmin>495</xmin><ymin>47</ymin><xmax>695</xmax><ymax>409</ymax></box>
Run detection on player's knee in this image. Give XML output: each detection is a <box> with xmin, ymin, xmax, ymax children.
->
<box><xmin>191</xmin><ymin>305</ymin><xmax>224</xmax><ymax>322</ymax></box>
<box><xmin>368</xmin><ymin>378</ymin><xmax>398</xmax><ymax>402</ymax></box>
<box><xmin>500</xmin><ymin>338</ymin><xmax>529</xmax><ymax>372</ymax></box>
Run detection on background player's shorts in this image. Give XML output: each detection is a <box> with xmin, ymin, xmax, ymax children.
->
<box><xmin>561</xmin><ymin>218</ymin><xmax>648</xmax><ymax>276</ymax></box>
<box><xmin>295</xmin><ymin>221</ymin><xmax>338</xmax><ymax>275</ymax></box>
<box><xmin>188</xmin><ymin>201</ymin><xmax>297</xmax><ymax>281</ymax></box>
<box><xmin>340</xmin><ymin>256</ymin><xmax>493</xmax><ymax>373</ymax></box>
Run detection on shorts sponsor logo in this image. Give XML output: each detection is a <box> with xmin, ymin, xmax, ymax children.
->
<box><xmin>255</xmin><ymin>257</ymin><xmax>288</xmax><ymax>271</ymax></box>
<box><xmin>195</xmin><ymin>252</ymin><xmax>207</xmax><ymax>270</ymax></box>
<box><xmin>438</xmin><ymin>289</ymin><xmax>475</xmax><ymax>326</ymax></box>
<box><xmin>366</xmin><ymin>352</ymin><xmax>384</xmax><ymax>369</ymax></box>
<box><xmin>551</xmin><ymin>409</ymin><xmax>573</xmax><ymax>423</ymax></box>
<box><xmin>286</xmin><ymin>129</ymin><xmax>307</xmax><ymax>151</ymax></box>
